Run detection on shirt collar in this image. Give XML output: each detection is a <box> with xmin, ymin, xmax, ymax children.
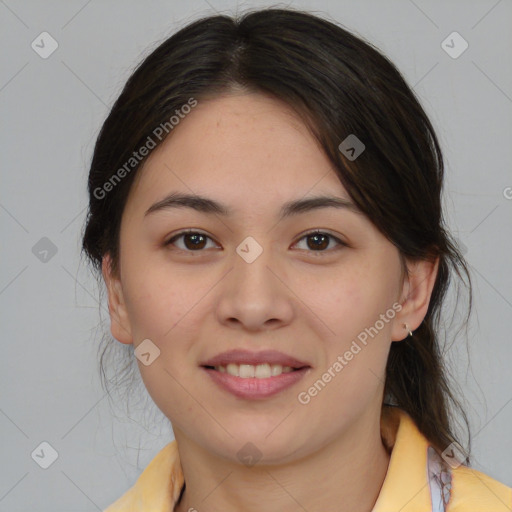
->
<box><xmin>372</xmin><ymin>405</ymin><xmax>433</xmax><ymax>511</ymax></box>
<box><xmin>105</xmin><ymin>406</ymin><xmax>435</xmax><ymax>511</ymax></box>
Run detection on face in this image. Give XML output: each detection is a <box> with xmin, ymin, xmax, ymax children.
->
<box><xmin>103</xmin><ymin>92</ymin><xmax>434</xmax><ymax>464</ymax></box>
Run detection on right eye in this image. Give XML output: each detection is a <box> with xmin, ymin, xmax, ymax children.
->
<box><xmin>164</xmin><ymin>229</ymin><xmax>219</xmax><ymax>252</ymax></box>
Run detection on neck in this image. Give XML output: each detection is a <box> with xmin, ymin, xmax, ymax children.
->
<box><xmin>173</xmin><ymin>406</ymin><xmax>391</xmax><ymax>512</ymax></box>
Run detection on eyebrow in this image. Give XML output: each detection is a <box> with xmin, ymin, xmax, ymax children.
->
<box><xmin>144</xmin><ymin>192</ymin><xmax>361</xmax><ymax>220</ymax></box>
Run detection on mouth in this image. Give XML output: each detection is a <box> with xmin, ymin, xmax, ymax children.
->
<box><xmin>200</xmin><ymin>349</ymin><xmax>312</xmax><ymax>399</ymax></box>
<box><xmin>202</xmin><ymin>363</ymin><xmax>311</xmax><ymax>400</ymax></box>
<box><xmin>200</xmin><ymin>348</ymin><xmax>311</xmax><ymax>373</ymax></box>
<box><xmin>201</xmin><ymin>363</ymin><xmax>308</xmax><ymax>378</ymax></box>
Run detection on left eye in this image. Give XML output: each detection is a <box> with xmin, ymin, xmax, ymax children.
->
<box><xmin>164</xmin><ymin>230</ymin><xmax>345</xmax><ymax>253</ymax></box>
<box><xmin>293</xmin><ymin>230</ymin><xmax>346</xmax><ymax>252</ymax></box>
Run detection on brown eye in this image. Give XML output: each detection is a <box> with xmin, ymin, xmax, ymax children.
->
<box><xmin>165</xmin><ymin>230</ymin><xmax>217</xmax><ymax>251</ymax></box>
<box><xmin>294</xmin><ymin>230</ymin><xmax>346</xmax><ymax>252</ymax></box>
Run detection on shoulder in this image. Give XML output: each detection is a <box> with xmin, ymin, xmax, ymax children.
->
<box><xmin>449</xmin><ymin>464</ymin><xmax>512</xmax><ymax>511</ymax></box>
<box><xmin>103</xmin><ymin>441</ymin><xmax>183</xmax><ymax>512</ymax></box>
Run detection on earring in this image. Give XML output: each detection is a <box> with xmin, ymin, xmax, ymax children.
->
<box><xmin>403</xmin><ymin>323</ymin><xmax>413</xmax><ymax>337</ymax></box>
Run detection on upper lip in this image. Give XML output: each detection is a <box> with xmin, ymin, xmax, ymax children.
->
<box><xmin>200</xmin><ymin>349</ymin><xmax>311</xmax><ymax>369</ymax></box>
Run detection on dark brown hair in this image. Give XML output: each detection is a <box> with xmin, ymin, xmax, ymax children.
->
<box><xmin>81</xmin><ymin>7</ymin><xmax>473</xmax><ymax>460</ymax></box>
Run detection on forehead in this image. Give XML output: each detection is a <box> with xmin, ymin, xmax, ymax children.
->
<box><xmin>126</xmin><ymin>92</ymin><xmax>349</xmax><ymax>214</ymax></box>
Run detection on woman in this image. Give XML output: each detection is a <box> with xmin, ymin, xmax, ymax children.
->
<box><xmin>81</xmin><ymin>7</ymin><xmax>512</xmax><ymax>511</ymax></box>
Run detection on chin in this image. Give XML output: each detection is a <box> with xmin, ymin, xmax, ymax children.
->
<box><xmin>209</xmin><ymin>426</ymin><xmax>307</xmax><ymax>466</ymax></box>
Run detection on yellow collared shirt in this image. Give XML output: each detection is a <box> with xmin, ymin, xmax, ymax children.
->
<box><xmin>104</xmin><ymin>407</ymin><xmax>512</xmax><ymax>511</ymax></box>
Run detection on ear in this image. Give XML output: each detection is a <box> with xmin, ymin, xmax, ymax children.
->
<box><xmin>392</xmin><ymin>256</ymin><xmax>439</xmax><ymax>342</ymax></box>
<box><xmin>102</xmin><ymin>253</ymin><xmax>133</xmax><ymax>344</ymax></box>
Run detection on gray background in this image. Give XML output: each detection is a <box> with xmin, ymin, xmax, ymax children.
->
<box><xmin>1</xmin><ymin>0</ymin><xmax>511</xmax><ymax>509</ymax></box>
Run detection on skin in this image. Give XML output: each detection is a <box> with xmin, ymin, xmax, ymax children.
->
<box><xmin>102</xmin><ymin>92</ymin><xmax>439</xmax><ymax>512</ymax></box>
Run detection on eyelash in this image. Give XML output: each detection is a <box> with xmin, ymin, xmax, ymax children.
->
<box><xmin>164</xmin><ymin>229</ymin><xmax>347</xmax><ymax>254</ymax></box>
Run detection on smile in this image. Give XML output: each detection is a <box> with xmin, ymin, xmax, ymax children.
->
<box><xmin>202</xmin><ymin>365</ymin><xmax>311</xmax><ymax>399</ymax></box>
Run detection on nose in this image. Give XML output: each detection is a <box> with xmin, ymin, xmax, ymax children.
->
<box><xmin>214</xmin><ymin>238</ymin><xmax>295</xmax><ymax>332</ymax></box>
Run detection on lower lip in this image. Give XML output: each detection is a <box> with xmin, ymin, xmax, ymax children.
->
<box><xmin>202</xmin><ymin>367</ymin><xmax>310</xmax><ymax>399</ymax></box>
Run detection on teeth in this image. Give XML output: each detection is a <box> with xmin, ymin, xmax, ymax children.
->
<box><xmin>218</xmin><ymin>363</ymin><xmax>294</xmax><ymax>378</ymax></box>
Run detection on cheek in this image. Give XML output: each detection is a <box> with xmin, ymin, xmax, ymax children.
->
<box><xmin>313</xmin><ymin>263</ymin><xmax>398</xmax><ymax>379</ymax></box>
<box><xmin>296</xmin><ymin>281</ymin><xmax>395</xmax><ymax>430</ymax></box>
<box><xmin>123</xmin><ymin>266</ymin><xmax>209</xmax><ymax>423</ymax></box>
<box><xmin>124</xmin><ymin>283</ymin><xmax>176</xmax><ymax>340</ymax></box>
<box><xmin>327</xmin><ymin>255</ymin><xmax>400</xmax><ymax>331</ymax></box>
<box><xmin>315</xmin><ymin>269</ymin><xmax>384</xmax><ymax>335</ymax></box>
<box><xmin>121</xmin><ymin>245</ymin><xmax>195</xmax><ymax>341</ymax></box>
